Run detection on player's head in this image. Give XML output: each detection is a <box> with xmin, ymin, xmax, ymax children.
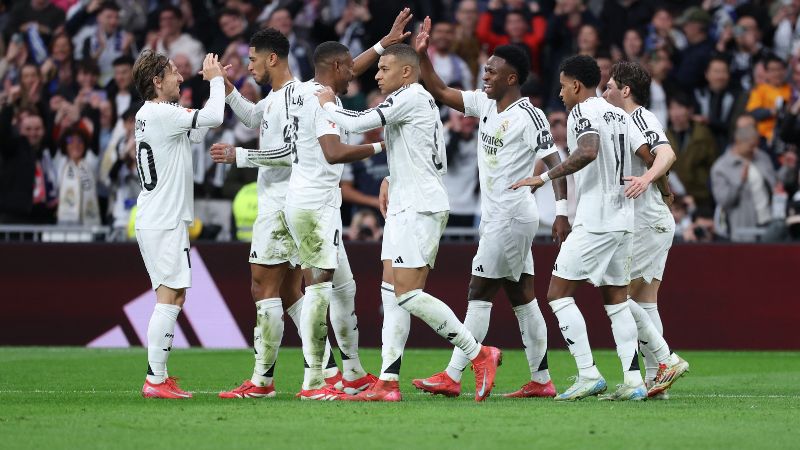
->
<box><xmin>483</xmin><ymin>44</ymin><xmax>529</xmax><ymax>100</ymax></box>
<box><xmin>603</xmin><ymin>60</ymin><xmax>650</xmax><ymax>108</ymax></box>
<box><xmin>558</xmin><ymin>54</ymin><xmax>600</xmax><ymax>110</ymax></box>
<box><xmin>375</xmin><ymin>44</ymin><xmax>419</xmax><ymax>94</ymax></box>
<box><xmin>313</xmin><ymin>41</ymin><xmax>353</xmax><ymax>95</ymax></box>
<box><xmin>133</xmin><ymin>49</ymin><xmax>182</xmax><ymax>102</ymax></box>
<box><xmin>248</xmin><ymin>27</ymin><xmax>290</xmax><ymax>86</ymax></box>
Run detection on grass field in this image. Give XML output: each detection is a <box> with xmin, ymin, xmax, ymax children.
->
<box><xmin>1</xmin><ymin>347</ymin><xmax>798</xmax><ymax>449</ymax></box>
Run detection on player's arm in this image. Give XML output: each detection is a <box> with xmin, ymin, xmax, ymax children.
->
<box><xmin>625</xmin><ymin>144</ymin><xmax>677</xmax><ymax>200</ymax></box>
<box><xmin>188</xmin><ymin>127</ymin><xmax>210</xmax><ymax>143</ymax></box>
<box><xmin>316</xmin><ymin>87</ymin><xmax>389</xmax><ymax>133</ymax></box>
<box><xmin>209</xmin><ymin>142</ymin><xmax>292</xmax><ymax>168</ymax></box>
<box><xmin>415</xmin><ymin>16</ymin><xmax>465</xmax><ymax>112</ymax></box>
<box><xmin>352</xmin><ymin>8</ymin><xmax>413</xmax><ymax>77</ymax></box>
<box><xmin>318</xmin><ymin>135</ymin><xmax>384</xmax><ymax>164</ymax></box>
<box><xmin>541</xmin><ymin>151</ymin><xmax>572</xmax><ymax>244</ymax></box>
<box><xmin>511</xmin><ymin>133</ymin><xmax>599</xmax><ymax>192</ymax></box>
<box><xmin>193</xmin><ymin>55</ymin><xmax>226</xmax><ymax>128</ymax></box>
<box><xmin>226</xmin><ymin>88</ymin><xmax>265</xmax><ymax>129</ymax></box>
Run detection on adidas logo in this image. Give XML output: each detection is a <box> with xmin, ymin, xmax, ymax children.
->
<box><xmin>474</xmin><ymin>265</ymin><xmax>484</xmax><ymax>272</ymax></box>
<box><xmin>394</xmin><ymin>256</ymin><xmax>404</xmax><ymax>264</ymax></box>
<box><xmin>250</xmin><ymin>251</ymin><xmax>258</xmax><ymax>259</ymax></box>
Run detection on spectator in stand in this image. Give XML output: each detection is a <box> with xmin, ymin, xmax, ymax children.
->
<box><xmin>146</xmin><ymin>5</ymin><xmax>205</xmax><ymax>74</ymax></box>
<box><xmin>348</xmin><ymin>209</ymin><xmax>383</xmax><ymax>242</ymax></box>
<box><xmin>779</xmin><ymin>61</ymin><xmax>800</xmax><ymax>150</ymax></box>
<box><xmin>71</xmin><ymin>1</ymin><xmax>135</xmax><ymax>87</ymax></box>
<box><xmin>0</xmin><ymin>35</ymin><xmax>30</xmax><ymax>89</ymax></box>
<box><xmin>5</xmin><ymin>62</ymin><xmax>48</xmax><ymax>117</ymax></box>
<box><xmin>694</xmin><ymin>55</ymin><xmax>748</xmax><ymax>153</ymax></box>
<box><xmin>99</xmin><ymin>105</ymin><xmax>139</xmax><ymax>235</ymax></box>
<box><xmin>712</xmin><ymin>115</ymin><xmax>778</xmax><ymax>241</ymax></box>
<box><xmin>335</xmin><ymin>0</ymin><xmax>372</xmax><ymax>59</ymax></box>
<box><xmin>544</xmin><ymin>0</ymin><xmax>599</xmax><ymax>98</ymax></box>
<box><xmin>599</xmin><ymin>0</ymin><xmax>653</xmax><ymax>51</ymax></box>
<box><xmin>646</xmin><ymin>47</ymin><xmax>678</xmax><ymax>126</ymax></box>
<box><xmin>40</xmin><ymin>31</ymin><xmax>77</xmax><ymax>98</ymax></box>
<box><xmin>73</xmin><ymin>59</ymin><xmax>104</xmax><ymax>114</ymax></box>
<box><xmin>576</xmin><ymin>23</ymin><xmax>601</xmax><ymax>57</ymax></box>
<box><xmin>644</xmin><ymin>7</ymin><xmax>687</xmax><ymax>53</ymax></box>
<box><xmin>476</xmin><ymin>1</ymin><xmax>547</xmax><ymax>76</ymax></box>
<box><xmin>173</xmin><ymin>53</ymin><xmax>208</xmax><ymax>109</ymax></box>
<box><xmin>442</xmin><ymin>108</ymin><xmax>479</xmax><ymax>228</ymax></box>
<box><xmin>105</xmin><ymin>56</ymin><xmax>139</xmax><ymax>120</ymax></box>
<box><xmin>622</xmin><ymin>28</ymin><xmax>645</xmax><ymax>63</ymax></box>
<box><xmin>267</xmin><ymin>8</ymin><xmax>313</xmax><ymax>81</ymax></box>
<box><xmin>54</xmin><ymin>127</ymin><xmax>100</xmax><ymax>225</ymax></box>
<box><xmin>772</xmin><ymin>0</ymin><xmax>800</xmax><ymax>61</ymax></box>
<box><xmin>595</xmin><ymin>50</ymin><xmax>612</xmax><ymax>97</ymax></box>
<box><xmin>717</xmin><ymin>14</ymin><xmax>770</xmax><ymax>92</ymax></box>
<box><xmin>427</xmin><ymin>21</ymin><xmax>473</xmax><ymax>90</ymax></box>
<box><xmin>521</xmin><ymin>75</ymin><xmax>545</xmax><ymax>109</ymax></box>
<box><xmin>672</xmin><ymin>6</ymin><xmax>714</xmax><ymax>91</ymax></box>
<box><xmin>747</xmin><ymin>54</ymin><xmax>791</xmax><ymax>146</ymax></box>
<box><xmin>452</xmin><ymin>0</ymin><xmax>481</xmax><ymax>82</ymax></box>
<box><xmin>667</xmin><ymin>92</ymin><xmax>718</xmax><ymax>212</ymax></box>
<box><xmin>4</xmin><ymin>0</ymin><xmax>66</xmax><ymax>43</ymax></box>
<box><xmin>209</xmin><ymin>8</ymin><xmax>253</xmax><ymax>55</ymax></box>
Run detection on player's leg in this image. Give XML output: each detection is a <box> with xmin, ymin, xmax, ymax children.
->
<box><xmin>377</xmin><ymin>259</ymin><xmax>409</xmax><ymax>378</ymax></box>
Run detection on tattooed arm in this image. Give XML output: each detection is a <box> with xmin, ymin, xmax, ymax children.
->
<box><xmin>510</xmin><ymin>133</ymin><xmax>599</xmax><ymax>192</ymax></box>
<box><xmin>541</xmin><ymin>151</ymin><xmax>572</xmax><ymax>244</ymax></box>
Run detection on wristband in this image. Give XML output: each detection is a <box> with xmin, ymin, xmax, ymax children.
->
<box><xmin>539</xmin><ymin>171</ymin><xmax>551</xmax><ymax>183</ymax></box>
<box><xmin>555</xmin><ymin>199</ymin><xmax>568</xmax><ymax>217</ymax></box>
<box><xmin>373</xmin><ymin>42</ymin><xmax>385</xmax><ymax>55</ymax></box>
<box><xmin>372</xmin><ymin>142</ymin><xmax>383</xmax><ymax>154</ymax></box>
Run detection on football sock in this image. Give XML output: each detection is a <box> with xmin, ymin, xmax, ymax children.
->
<box><xmin>146</xmin><ymin>303</ymin><xmax>180</xmax><ymax>384</ymax></box>
<box><xmin>628</xmin><ymin>299</ymin><xmax>670</xmax><ymax>371</ymax></box>
<box><xmin>638</xmin><ymin>301</ymin><xmax>663</xmax><ymax>382</ymax></box>
<box><xmin>330</xmin><ymin>279</ymin><xmax>366</xmax><ymax>380</ymax></box>
<box><xmin>379</xmin><ymin>282</ymin><xmax>409</xmax><ymax>382</ymax></box>
<box><xmin>514</xmin><ymin>299</ymin><xmax>551</xmax><ymax>384</ymax></box>
<box><xmin>251</xmin><ymin>298</ymin><xmax>283</xmax><ymax>387</ymax></box>
<box><xmin>605</xmin><ymin>302</ymin><xmax>644</xmax><ymax>386</ymax></box>
<box><xmin>286</xmin><ymin>296</ymin><xmax>338</xmax><ymax>380</ymax></box>
<box><xmin>550</xmin><ymin>297</ymin><xmax>601</xmax><ymax>379</ymax></box>
<box><xmin>398</xmin><ymin>290</ymin><xmax>481</xmax><ymax>360</ymax></box>
<box><xmin>300</xmin><ymin>282</ymin><xmax>332</xmax><ymax>390</ymax></box>
<box><xmin>446</xmin><ymin>300</ymin><xmax>492</xmax><ymax>382</ymax></box>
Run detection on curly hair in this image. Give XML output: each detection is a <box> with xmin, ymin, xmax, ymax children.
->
<box><xmin>559</xmin><ymin>55</ymin><xmax>600</xmax><ymax>89</ymax></box>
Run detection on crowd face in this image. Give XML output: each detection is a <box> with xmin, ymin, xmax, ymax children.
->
<box><xmin>705</xmin><ymin>60</ymin><xmax>730</xmax><ymax>92</ymax></box>
<box><xmin>65</xmin><ymin>134</ymin><xmax>87</xmax><ymax>162</ymax></box>
<box><xmin>50</xmin><ymin>34</ymin><xmax>72</xmax><ymax>63</ymax></box>
<box><xmin>219</xmin><ymin>13</ymin><xmax>245</xmax><ymax>39</ymax></box>
<box><xmin>651</xmin><ymin>10</ymin><xmax>673</xmax><ymax>34</ymax></box>
<box><xmin>114</xmin><ymin>63</ymin><xmax>133</xmax><ymax>90</ymax></box>
<box><xmin>455</xmin><ymin>0</ymin><xmax>479</xmax><ymax>30</ymax></box>
<box><xmin>647</xmin><ymin>49</ymin><xmax>672</xmax><ymax>81</ymax></box>
<box><xmin>173</xmin><ymin>54</ymin><xmax>194</xmax><ymax>81</ymax></box>
<box><xmin>765</xmin><ymin>60</ymin><xmax>787</xmax><ymax>87</ymax></box>
<box><xmin>735</xmin><ymin>17</ymin><xmax>760</xmax><ymax>51</ymax></box>
<box><xmin>20</xmin><ymin>115</ymin><xmax>45</xmax><ymax>148</ymax></box>
<box><xmin>430</xmin><ymin>23</ymin><xmax>455</xmax><ymax>52</ymax></box>
<box><xmin>97</xmin><ymin>7</ymin><xmax>120</xmax><ymax>35</ymax></box>
<box><xmin>623</xmin><ymin>29</ymin><xmax>643</xmax><ymax>59</ymax></box>
<box><xmin>577</xmin><ymin>25</ymin><xmax>599</xmax><ymax>55</ymax></box>
<box><xmin>268</xmin><ymin>10</ymin><xmax>293</xmax><ymax>37</ymax></box>
<box><xmin>547</xmin><ymin>111</ymin><xmax>568</xmax><ymax>148</ymax></box>
<box><xmin>159</xmin><ymin>10</ymin><xmax>183</xmax><ymax>38</ymax></box>
<box><xmin>668</xmin><ymin>100</ymin><xmax>691</xmax><ymax>131</ymax></box>
<box><xmin>505</xmin><ymin>13</ymin><xmax>528</xmax><ymax>40</ymax></box>
<box><xmin>20</xmin><ymin>64</ymin><xmax>40</xmax><ymax>90</ymax></box>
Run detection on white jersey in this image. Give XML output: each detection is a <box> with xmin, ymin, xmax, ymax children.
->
<box><xmin>227</xmin><ymin>79</ymin><xmax>297</xmax><ymax>214</ymax></box>
<box><xmin>566</xmin><ymin>96</ymin><xmax>647</xmax><ymax>233</ymax></box>
<box><xmin>134</xmin><ymin>77</ymin><xmax>225</xmax><ymax>229</ymax></box>
<box><xmin>323</xmin><ymin>83</ymin><xmax>449</xmax><ymax>214</ymax></box>
<box><xmin>462</xmin><ymin>90</ymin><xmax>557</xmax><ymax>222</ymax></box>
<box><xmin>285</xmin><ymin>80</ymin><xmax>348</xmax><ymax>209</ymax></box>
<box><xmin>629</xmin><ymin>106</ymin><xmax>673</xmax><ymax>227</ymax></box>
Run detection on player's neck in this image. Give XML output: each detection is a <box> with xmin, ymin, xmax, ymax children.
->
<box><xmin>576</xmin><ymin>90</ymin><xmax>596</xmax><ymax>105</ymax></box>
<box><xmin>270</xmin><ymin>66</ymin><xmax>294</xmax><ymax>90</ymax></box>
<box><xmin>313</xmin><ymin>72</ymin><xmax>335</xmax><ymax>92</ymax></box>
<box><xmin>621</xmin><ymin>100</ymin><xmax>640</xmax><ymax>115</ymax></box>
<box><xmin>495</xmin><ymin>89</ymin><xmax>521</xmax><ymax>113</ymax></box>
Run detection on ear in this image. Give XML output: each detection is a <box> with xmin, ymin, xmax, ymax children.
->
<box><xmin>402</xmin><ymin>64</ymin><xmax>412</xmax><ymax>78</ymax></box>
<box><xmin>268</xmin><ymin>53</ymin><xmax>278</xmax><ymax>67</ymax></box>
<box><xmin>508</xmin><ymin>72</ymin><xmax>518</xmax><ymax>86</ymax></box>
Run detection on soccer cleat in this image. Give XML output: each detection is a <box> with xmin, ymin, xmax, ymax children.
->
<box><xmin>471</xmin><ymin>346</ymin><xmax>502</xmax><ymax>402</ymax></box>
<box><xmin>412</xmin><ymin>371</ymin><xmax>461</xmax><ymax>397</ymax></box>
<box><xmin>646</xmin><ymin>381</ymin><xmax>670</xmax><ymax>400</ymax></box>
<box><xmin>218</xmin><ymin>380</ymin><xmax>276</xmax><ymax>399</ymax></box>
<box><xmin>297</xmin><ymin>385</ymin><xmax>348</xmax><ymax>401</ymax></box>
<box><xmin>142</xmin><ymin>377</ymin><xmax>192</xmax><ymax>399</ymax></box>
<box><xmin>554</xmin><ymin>375</ymin><xmax>607</xmax><ymax>401</ymax></box>
<box><xmin>341</xmin><ymin>373</ymin><xmax>379</xmax><ymax>395</ymax></box>
<box><xmin>648</xmin><ymin>354</ymin><xmax>689</xmax><ymax>398</ymax></box>
<box><xmin>598</xmin><ymin>383</ymin><xmax>647</xmax><ymax>401</ymax></box>
<box><xmin>347</xmin><ymin>380</ymin><xmax>402</xmax><ymax>402</ymax></box>
<box><xmin>325</xmin><ymin>370</ymin><xmax>344</xmax><ymax>390</ymax></box>
<box><xmin>503</xmin><ymin>380</ymin><xmax>557</xmax><ymax>398</ymax></box>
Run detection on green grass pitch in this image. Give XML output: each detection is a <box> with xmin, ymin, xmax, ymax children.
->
<box><xmin>1</xmin><ymin>347</ymin><xmax>798</xmax><ymax>449</ymax></box>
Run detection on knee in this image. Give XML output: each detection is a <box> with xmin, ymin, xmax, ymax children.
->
<box><xmin>332</xmin><ymin>278</ymin><xmax>356</xmax><ymax>299</ymax></box>
<box><xmin>250</xmin><ymin>278</ymin><xmax>266</xmax><ymax>302</ymax></box>
<box><xmin>174</xmin><ymin>290</ymin><xmax>187</xmax><ymax>308</ymax></box>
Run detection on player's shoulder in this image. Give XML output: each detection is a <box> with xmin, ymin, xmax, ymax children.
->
<box><xmin>631</xmin><ymin>106</ymin><xmax>664</xmax><ymax>131</ymax></box>
<box><xmin>511</xmin><ymin>98</ymin><xmax>547</xmax><ymax>129</ymax></box>
<box><xmin>386</xmin><ymin>83</ymin><xmax>422</xmax><ymax>103</ymax></box>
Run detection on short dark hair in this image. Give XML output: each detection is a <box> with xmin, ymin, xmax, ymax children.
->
<box><xmin>112</xmin><ymin>55</ymin><xmax>135</xmax><ymax>67</ymax></box>
<box><xmin>383</xmin><ymin>43</ymin><xmax>419</xmax><ymax>66</ymax></box>
<box><xmin>218</xmin><ymin>7</ymin><xmax>241</xmax><ymax>20</ymax></box>
<box><xmin>764</xmin><ymin>53</ymin><xmax>787</xmax><ymax>68</ymax></box>
<box><xmin>611</xmin><ymin>61</ymin><xmax>651</xmax><ymax>106</ymax></box>
<box><xmin>249</xmin><ymin>27</ymin><xmax>289</xmax><ymax>59</ymax></box>
<box><xmin>313</xmin><ymin>41</ymin><xmax>350</xmax><ymax>66</ymax></box>
<box><xmin>706</xmin><ymin>53</ymin><xmax>730</xmax><ymax>70</ymax></box>
<box><xmin>77</xmin><ymin>59</ymin><xmax>100</xmax><ymax>76</ymax></box>
<box><xmin>59</xmin><ymin>127</ymin><xmax>89</xmax><ymax>153</ymax></box>
<box><xmin>559</xmin><ymin>55</ymin><xmax>600</xmax><ymax>88</ymax></box>
<box><xmin>132</xmin><ymin>50</ymin><xmax>170</xmax><ymax>100</ymax></box>
<box><xmin>669</xmin><ymin>91</ymin><xmax>694</xmax><ymax>109</ymax></box>
<box><xmin>160</xmin><ymin>5</ymin><xmax>182</xmax><ymax>20</ymax></box>
<box><xmin>97</xmin><ymin>1</ymin><xmax>120</xmax><ymax>13</ymax></box>
<box><xmin>493</xmin><ymin>44</ymin><xmax>530</xmax><ymax>86</ymax></box>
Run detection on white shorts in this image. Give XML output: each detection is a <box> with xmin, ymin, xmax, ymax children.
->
<box><xmin>553</xmin><ymin>225</ymin><xmax>632</xmax><ymax>287</ymax></box>
<box><xmin>249</xmin><ymin>211</ymin><xmax>300</xmax><ymax>267</ymax></box>
<box><xmin>381</xmin><ymin>209</ymin><xmax>449</xmax><ymax>269</ymax></box>
<box><xmin>136</xmin><ymin>224</ymin><xmax>191</xmax><ymax>291</ymax></box>
<box><xmin>630</xmin><ymin>223</ymin><xmax>675</xmax><ymax>284</ymax></box>
<box><xmin>285</xmin><ymin>204</ymin><xmax>342</xmax><ymax>270</ymax></box>
<box><xmin>472</xmin><ymin>218</ymin><xmax>537</xmax><ymax>281</ymax></box>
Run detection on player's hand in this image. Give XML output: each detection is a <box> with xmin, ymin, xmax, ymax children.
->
<box><xmin>379</xmin><ymin>177</ymin><xmax>390</xmax><ymax>218</ymax></box>
<box><xmin>414</xmin><ymin>17</ymin><xmax>432</xmax><ymax>54</ymax></box>
<box><xmin>380</xmin><ymin>7</ymin><xmax>412</xmax><ymax>48</ymax></box>
<box><xmin>199</xmin><ymin>62</ymin><xmax>234</xmax><ymax>94</ymax></box>
<box><xmin>315</xmin><ymin>86</ymin><xmax>336</xmax><ymax>107</ymax></box>
<box><xmin>552</xmin><ymin>215</ymin><xmax>571</xmax><ymax>246</ymax></box>
<box><xmin>509</xmin><ymin>176</ymin><xmax>544</xmax><ymax>193</ymax></box>
<box><xmin>202</xmin><ymin>53</ymin><xmax>223</xmax><ymax>81</ymax></box>
<box><xmin>622</xmin><ymin>175</ymin><xmax>651</xmax><ymax>199</ymax></box>
<box><xmin>210</xmin><ymin>143</ymin><xmax>236</xmax><ymax>164</ymax></box>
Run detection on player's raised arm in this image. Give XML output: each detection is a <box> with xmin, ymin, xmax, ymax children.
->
<box><xmin>225</xmin><ymin>82</ymin><xmax>264</xmax><ymax>129</ymax></box>
<box><xmin>210</xmin><ymin>142</ymin><xmax>292</xmax><ymax>168</ymax></box>
<box><xmin>352</xmin><ymin>8</ymin><xmax>413</xmax><ymax>77</ymax></box>
<box><xmin>415</xmin><ymin>16</ymin><xmax>465</xmax><ymax>112</ymax></box>
<box><xmin>190</xmin><ymin>54</ymin><xmax>226</xmax><ymax>129</ymax></box>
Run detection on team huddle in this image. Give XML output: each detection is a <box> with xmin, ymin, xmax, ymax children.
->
<box><xmin>132</xmin><ymin>8</ymin><xmax>689</xmax><ymax>402</ymax></box>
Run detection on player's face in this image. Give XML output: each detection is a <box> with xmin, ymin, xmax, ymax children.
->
<box><xmin>558</xmin><ymin>72</ymin><xmax>578</xmax><ymax>111</ymax></box>
<box><xmin>248</xmin><ymin>47</ymin><xmax>272</xmax><ymax>86</ymax></box>
<box><xmin>482</xmin><ymin>55</ymin><xmax>512</xmax><ymax>100</ymax></box>
<box><xmin>602</xmin><ymin>76</ymin><xmax>624</xmax><ymax>108</ymax></box>
<box><xmin>375</xmin><ymin>54</ymin><xmax>406</xmax><ymax>94</ymax></box>
<box><xmin>334</xmin><ymin>53</ymin><xmax>355</xmax><ymax>95</ymax></box>
<box><xmin>158</xmin><ymin>60</ymin><xmax>183</xmax><ymax>103</ymax></box>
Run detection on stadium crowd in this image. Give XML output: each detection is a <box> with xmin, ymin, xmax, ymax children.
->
<box><xmin>2</xmin><ymin>0</ymin><xmax>800</xmax><ymax>242</ymax></box>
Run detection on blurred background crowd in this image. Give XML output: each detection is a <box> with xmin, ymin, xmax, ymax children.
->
<box><xmin>2</xmin><ymin>0</ymin><xmax>800</xmax><ymax>243</ymax></box>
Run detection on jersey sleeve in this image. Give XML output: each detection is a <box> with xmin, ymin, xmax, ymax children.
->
<box><xmin>521</xmin><ymin>105</ymin><xmax>557</xmax><ymax>158</ymax></box>
<box><xmin>315</xmin><ymin>100</ymin><xmax>343</xmax><ymax>138</ymax></box>
<box><xmin>322</xmin><ymin>87</ymin><xmax>415</xmax><ymax>133</ymax></box>
<box><xmin>226</xmin><ymin>88</ymin><xmax>266</xmax><ymax>129</ymax></box>
<box><xmin>633</xmin><ymin>111</ymin><xmax>670</xmax><ymax>154</ymax></box>
<box><xmin>161</xmin><ymin>77</ymin><xmax>225</xmax><ymax>136</ymax></box>
<box><xmin>626</xmin><ymin>115</ymin><xmax>649</xmax><ymax>154</ymax></box>
<box><xmin>235</xmin><ymin>145</ymin><xmax>292</xmax><ymax>168</ymax></box>
<box><xmin>461</xmin><ymin>90</ymin><xmax>488</xmax><ymax>118</ymax></box>
<box><xmin>570</xmin><ymin>105</ymin><xmax>598</xmax><ymax>139</ymax></box>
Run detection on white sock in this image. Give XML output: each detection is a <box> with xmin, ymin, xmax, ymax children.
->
<box><xmin>628</xmin><ymin>299</ymin><xmax>670</xmax><ymax>368</ymax></box>
<box><xmin>287</xmin><ymin>296</ymin><xmax>338</xmax><ymax>380</ymax></box>
<box><xmin>445</xmin><ymin>300</ymin><xmax>492</xmax><ymax>382</ymax></box>
<box><xmin>605</xmin><ymin>302</ymin><xmax>643</xmax><ymax>386</ymax></box>
<box><xmin>379</xmin><ymin>282</ymin><xmax>409</xmax><ymax>381</ymax></box>
<box><xmin>638</xmin><ymin>301</ymin><xmax>663</xmax><ymax>382</ymax></box>
<box><xmin>514</xmin><ymin>299</ymin><xmax>550</xmax><ymax>384</ymax></box>
<box><xmin>300</xmin><ymin>282</ymin><xmax>332</xmax><ymax>390</ymax></box>
<box><xmin>146</xmin><ymin>303</ymin><xmax>181</xmax><ymax>384</ymax></box>
<box><xmin>330</xmin><ymin>279</ymin><xmax>366</xmax><ymax>380</ymax></box>
<box><xmin>398</xmin><ymin>290</ymin><xmax>481</xmax><ymax>360</ymax></box>
<box><xmin>550</xmin><ymin>297</ymin><xmax>600</xmax><ymax>379</ymax></box>
<box><xmin>251</xmin><ymin>298</ymin><xmax>283</xmax><ymax>387</ymax></box>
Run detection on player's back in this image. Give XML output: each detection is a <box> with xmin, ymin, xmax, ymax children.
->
<box><xmin>629</xmin><ymin>106</ymin><xmax>673</xmax><ymax>228</ymax></box>
<box><xmin>383</xmin><ymin>83</ymin><xmax>449</xmax><ymax>214</ymax></box>
<box><xmin>285</xmin><ymin>80</ymin><xmax>347</xmax><ymax>209</ymax></box>
<box><xmin>134</xmin><ymin>101</ymin><xmax>195</xmax><ymax>229</ymax></box>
